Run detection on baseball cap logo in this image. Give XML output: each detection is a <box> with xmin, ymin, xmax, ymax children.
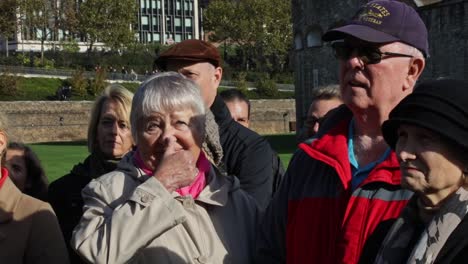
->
<box><xmin>356</xmin><ymin>3</ymin><xmax>391</xmax><ymax>25</ymax></box>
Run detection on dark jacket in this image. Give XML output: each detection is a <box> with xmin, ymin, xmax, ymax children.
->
<box><xmin>210</xmin><ymin>95</ymin><xmax>283</xmax><ymax>209</ymax></box>
<box><xmin>255</xmin><ymin>106</ymin><xmax>413</xmax><ymax>264</ymax></box>
<box><xmin>48</xmin><ymin>155</ymin><xmax>116</xmax><ymax>264</ymax></box>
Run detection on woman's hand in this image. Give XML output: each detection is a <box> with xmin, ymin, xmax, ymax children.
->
<box><xmin>153</xmin><ymin>138</ymin><xmax>198</xmax><ymax>192</ymax></box>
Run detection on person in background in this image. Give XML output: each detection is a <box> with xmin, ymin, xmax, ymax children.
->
<box><xmin>48</xmin><ymin>85</ymin><xmax>134</xmax><ymax>263</ymax></box>
<box><xmin>220</xmin><ymin>89</ymin><xmax>251</xmax><ymax>128</ymax></box>
<box><xmin>374</xmin><ymin>79</ymin><xmax>468</xmax><ymax>263</ymax></box>
<box><xmin>256</xmin><ymin>1</ymin><xmax>427</xmax><ymax>263</ymax></box>
<box><xmin>0</xmin><ymin>114</ymin><xmax>69</xmax><ymax>263</ymax></box>
<box><xmin>298</xmin><ymin>84</ymin><xmax>343</xmax><ymax>141</ymax></box>
<box><xmin>72</xmin><ymin>72</ymin><xmax>258</xmax><ymax>263</ymax></box>
<box><xmin>6</xmin><ymin>142</ymin><xmax>48</xmax><ymax>201</ymax></box>
<box><xmin>155</xmin><ymin>39</ymin><xmax>282</xmax><ymax>209</ymax></box>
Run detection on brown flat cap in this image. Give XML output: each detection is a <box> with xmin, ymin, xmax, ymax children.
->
<box><xmin>154</xmin><ymin>39</ymin><xmax>221</xmax><ymax>70</ymax></box>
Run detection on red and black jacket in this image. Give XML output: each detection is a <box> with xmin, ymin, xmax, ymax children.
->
<box><xmin>256</xmin><ymin>106</ymin><xmax>413</xmax><ymax>264</ymax></box>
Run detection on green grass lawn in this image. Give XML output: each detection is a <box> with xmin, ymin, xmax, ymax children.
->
<box><xmin>29</xmin><ymin>134</ymin><xmax>298</xmax><ymax>183</ymax></box>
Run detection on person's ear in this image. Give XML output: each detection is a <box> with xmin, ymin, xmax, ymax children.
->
<box><xmin>404</xmin><ymin>57</ymin><xmax>425</xmax><ymax>91</ymax></box>
<box><xmin>0</xmin><ymin>131</ymin><xmax>7</xmax><ymax>167</ymax></box>
<box><xmin>0</xmin><ymin>131</ymin><xmax>7</xmax><ymax>154</ymax></box>
<box><xmin>213</xmin><ymin>66</ymin><xmax>223</xmax><ymax>86</ymax></box>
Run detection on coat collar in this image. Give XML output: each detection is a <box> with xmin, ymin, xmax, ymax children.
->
<box><xmin>0</xmin><ymin>177</ymin><xmax>21</xmax><ymax>224</ymax></box>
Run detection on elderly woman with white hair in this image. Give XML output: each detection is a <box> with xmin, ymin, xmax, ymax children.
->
<box><xmin>71</xmin><ymin>72</ymin><xmax>258</xmax><ymax>263</ymax></box>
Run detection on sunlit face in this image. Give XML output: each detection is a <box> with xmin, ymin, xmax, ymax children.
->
<box><xmin>225</xmin><ymin>100</ymin><xmax>250</xmax><ymax>128</ymax></box>
<box><xmin>6</xmin><ymin>149</ymin><xmax>28</xmax><ymax>191</ymax></box>
<box><xmin>339</xmin><ymin>40</ymin><xmax>414</xmax><ymax>116</ymax></box>
<box><xmin>96</xmin><ymin>100</ymin><xmax>134</xmax><ymax>159</ymax></box>
<box><xmin>306</xmin><ymin>98</ymin><xmax>342</xmax><ymax>136</ymax></box>
<box><xmin>166</xmin><ymin>61</ymin><xmax>222</xmax><ymax>107</ymax></box>
<box><xmin>396</xmin><ymin>124</ymin><xmax>464</xmax><ymax>198</ymax></box>
<box><xmin>136</xmin><ymin>109</ymin><xmax>202</xmax><ymax>171</ymax></box>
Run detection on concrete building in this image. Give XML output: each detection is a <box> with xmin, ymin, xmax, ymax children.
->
<box><xmin>135</xmin><ymin>0</ymin><xmax>200</xmax><ymax>44</ymax></box>
<box><xmin>292</xmin><ymin>0</ymin><xmax>468</xmax><ymax>131</ymax></box>
<box><xmin>0</xmin><ymin>0</ymin><xmax>201</xmax><ymax>53</ymax></box>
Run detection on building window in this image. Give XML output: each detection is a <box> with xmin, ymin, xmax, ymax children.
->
<box><xmin>151</xmin><ymin>0</ymin><xmax>156</xmax><ymax>9</ymax></box>
<box><xmin>142</xmin><ymin>15</ymin><xmax>149</xmax><ymax>30</ymax></box>
<box><xmin>175</xmin><ymin>33</ymin><xmax>182</xmax><ymax>42</ymax></box>
<box><xmin>157</xmin><ymin>0</ymin><xmax>161</xmax><ymax>9</ymax></box>
<box><xmin>294</xmin><ymin>33</ymin><xmax>303</xmax><ymax>50</ymax></box>
<box><xmin>184</xmin><ymin>18</ymin><xmax>192</xmax><ymax>31</ymax></box>
<box><xmin>140</xmin><ymin>0</ymin><xmax>146</xmax><ymax>8</ymax></box>
<box><xmin>152</xmin><ymin>16</ymin><xmax>159</xmax><ymax>31</ymax></box>
<box><xmin>175</xmin><ymin>17</ymin><xmax>182</xmax><ymax>32</ymax></box>
<box><xmin>153</xmin><ymin>33</ymin><xmax>160</xmax><ymax>42</ymax></box>
<box><xmin>306</xmin><ymin>29</ymin><xmax>322</xmax><ymax>48</ymax></box>
<box><xmin>176</xmin><ymin>0</ymin><xmax>181</xmax><ymax>10</ymax></box>
<box><xmin>166</xmin><ymin>16</ymin><xmax>172</xmax><ymax>31</ymax></box>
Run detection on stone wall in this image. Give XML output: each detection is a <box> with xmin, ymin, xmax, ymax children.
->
<box><xmin>0</xmin><ymin>100</ymin><xmax>295</xmax><ymax>143</ymax></box>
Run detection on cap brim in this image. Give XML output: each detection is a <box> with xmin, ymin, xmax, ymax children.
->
<box><xmin>323</xmin><ymin>24</ymin><xmax>399</xmax><ymax>43</ymax></box>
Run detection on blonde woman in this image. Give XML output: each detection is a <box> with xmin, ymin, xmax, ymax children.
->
<box><xmin>48</xmin><ymin>85</ymin><xmax>134</xmax><ymax>263</ymax></box>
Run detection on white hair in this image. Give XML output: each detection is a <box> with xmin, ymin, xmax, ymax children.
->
<box><xmin>130</xmin><ymin>72</ymin><xmax>206</xmax><ymax>142</ymax></box>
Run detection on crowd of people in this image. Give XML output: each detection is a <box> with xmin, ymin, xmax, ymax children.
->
<box><xmin>1</xmin><ymin>0</ymin><xmax>468</xmax><ymax>263</ymax></box>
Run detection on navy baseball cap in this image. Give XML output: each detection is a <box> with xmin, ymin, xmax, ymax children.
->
<box><xmin>322</xmin><ymin>0</ymin><xmax>429</xmax><ymax>58</ymax></box>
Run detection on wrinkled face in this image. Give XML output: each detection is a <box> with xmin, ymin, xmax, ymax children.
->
<box><xmin>225</xmin><ymin>99</ymin><xmax>250</xmax><ymax>128</ymax></box>
<box><xmin>166</xmin><ymin>61</ymin><xmax>222</xmax><ymax>107</ymax></box>
<box><xmin>136</xmin><ymin>109</ymin><xmax>202</xmax><ymax>171</ymax></box>
<box><xmin>96</xmin><ymin>100</ymin><xmax>133</xmax><ymax>159</ymax></box>
<box><xmin>306</xmin><ymin>98</ymin><xmax>342</xmax><ymax>136</ymax></box>
<box><xmin>339</xmin><ymin>39</ymin><xmax>414</xmax><ymax>115</ymax></box>
<box><xmin>396</xmin><ymin>124</ymin><xmax>464</xmax><ymax>196</ymax></box>
<box><xmin>6</xmin><ymin>149</ymin><xmax>28</xmax><ymax>191</ymax></box>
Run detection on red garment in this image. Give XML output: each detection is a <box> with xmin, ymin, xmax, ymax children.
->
<box><xmin>134</xmin><ymin>151</ymin><xmax>208</xmax><ymax>199</ymax></box>
<box><xmin>256</xmin><ymin>106</ymin><xmax>413</xmax><ymax>264</ymax></box>
<box><xmin>0</xmin><ymin>167</ymin><xmax>9</xmax><ymax>190</ymax></box>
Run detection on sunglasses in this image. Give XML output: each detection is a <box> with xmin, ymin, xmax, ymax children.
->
<box><xmin>331</xmin><ymin>42</ymin><xmax>414</xmax><ymax>65</ymax></box>
<box><xmin>305</xmin><ymin>116</ymin><xmax>325</xmax><ymax>127</ymax></box>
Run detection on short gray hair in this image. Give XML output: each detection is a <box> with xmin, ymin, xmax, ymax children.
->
<box><xmin>311</xmin><ymin>84</ymin><xmax>341</xmax><ymax>101</ymax></box>
<box><xmin>131</xmin><ymin>72</ymin><xmax>206</xmax><ymax>143</ymax></box>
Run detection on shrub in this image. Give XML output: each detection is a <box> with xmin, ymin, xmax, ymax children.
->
<box><xmin>255</xmin><ymin>77</ymin><xmax>279</xmax><ymax>98</ymax></box>
<box><xmin>0</xmin><ymin>71</ymin><xmax>21</xmax><ymax>96</ymax></box>
<box><xmin>88</xmin><ymin>69</ymin><xmax>108</xmax><ymax>96</ymax></box>
<box><xmin>68</xmin><ymin>69</ymin><xmax>88</xmax><ymax>97</ymax></box>
<box><xmin>235</xmin><ymin>71</ymin><xmax>249</xmax><ymax>92</ymax></box>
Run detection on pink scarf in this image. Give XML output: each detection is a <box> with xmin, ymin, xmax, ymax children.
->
<box><xmin>134</xmin><ymin>151</ymin><xmax>209</xmax><ymax>199</ymax></box>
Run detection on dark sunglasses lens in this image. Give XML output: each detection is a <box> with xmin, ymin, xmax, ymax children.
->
<box><xmin>360</xmin><ymin>47</ymin><xmax>382</xmax><ymax>64</ymax></box>
<box><xmin>332</xmin><ymin>44</ymin><xmax>351</xmax><ymax>60</ymax></box>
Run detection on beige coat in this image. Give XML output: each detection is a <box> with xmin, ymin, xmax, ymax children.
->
<box><xmin>71</xmin><ymin>153</ymin><xmax>259</xmax><ymax>264</ymax></box>
<box><xmin>0</xmin><ymin>175</ymin><xmax>69</xmax><ymax>264</ymax></box>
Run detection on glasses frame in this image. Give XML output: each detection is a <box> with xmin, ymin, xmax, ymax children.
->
<box><xmin>331</xmin><ymin>41</ymin><xmax>414</xmax><ymax>65</ymax></box>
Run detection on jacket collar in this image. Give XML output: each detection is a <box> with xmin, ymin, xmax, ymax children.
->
<box><xmin>0</xmin><ymin>177</ymin><xmax>21</xmax><ymax>224</ymax></box>
<box><xmin>299</xmin><ymin>105</ymin><xmax>401</xmax><ymax>189</ymax></box>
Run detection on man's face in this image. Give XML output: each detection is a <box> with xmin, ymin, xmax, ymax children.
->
<box><xmin>338</xmin><ymin>39</ymin><xmax>417</xmax><ymax>119</ymax></box>
<box><xmin>167</xmin><ymin>60</ymin><xmax>222</xmax><ymax>107</ymax></box>
<box><xmin>225</xmin><ymin>99</ymin><xmax>250</xmax><ymax>128</ymax></box>
<box><xmin>306</xmin><ymin>98</ymin><xmax>342</xmax><ymax>136</ymax></box>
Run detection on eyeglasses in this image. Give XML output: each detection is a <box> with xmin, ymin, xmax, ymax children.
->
<box><xmin>305</xmin><ymin>116</ymin><xmax>325</xmax><ymax>128</ymax></box>
<box><xmin>331</xmin><ymin>42</ymin><xmax>414</xmax><ymax>65</ymax></box>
